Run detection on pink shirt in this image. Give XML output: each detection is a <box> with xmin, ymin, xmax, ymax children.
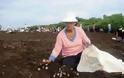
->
<box><xmin>49</xmin><ymin>26</ymin><xmax>91</xmax><ymax>61</ymax></box>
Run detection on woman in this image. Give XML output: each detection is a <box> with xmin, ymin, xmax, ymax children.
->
<box><xmin>44</xmin><ymin>15</ymin><xmax>91</xmax><ymax>70</ymax></box>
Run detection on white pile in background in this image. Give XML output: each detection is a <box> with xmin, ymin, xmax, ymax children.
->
<box><xmin>77</xmin><ymin>44</ymin><xmax>124</xmax><ymax>74</ymax></box>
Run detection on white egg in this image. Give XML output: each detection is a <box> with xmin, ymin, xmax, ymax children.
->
<box><xmin>45</xmin><ymin>67</ymin><xmax>48</xmax><ymax>70</ymax></box>
<box><xmin>57</xmin><ymin>73</ymin><xmax>59</xmax><ymax>76</ymax></box>
<box><xmin>62</xmin><ymin>72</ymin><xmax>66</xmax><ymax>75</ymax></box>
<box><xmin>76</xmin><ymin>72</ymin><xmax>79</xmax><ymax>76</ymax></box>
<box><xmin>37</xmin><ymin>68</ymin><xmax>41</xmax><ymax>71</ymax></box>
<box><xmin>53</xmin><ymin>74</ymin><xmax>56</xmax><ymax>78</ymax></box>
<box><xmin>42</xmin><ymin>66</ymin><xmax>45</xmax><ymax>69</ymax></box>
<box><xmin>59</xmin><ymin>73</ymin><xmax>62</xmax><ymax>78</ymax></box>
<box><xmin>67</xmin><ymin>73</ymin><xmax>70</xmax><ymax>77</ymax></box>
<box><xmin>42</xmin><ymin>59</ymin><xmax>46</xmax><ymax>62</ymax></box>
<box><xmin>45</xmin><ymin>64</ymin><xmax>48</xmax><ymax>66</ymax></box>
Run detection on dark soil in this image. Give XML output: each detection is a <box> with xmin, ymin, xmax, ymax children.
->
<box><xmin>0</xmin><ymin>32</ymin><xmax>124</xmax><ymax>78</ymax></box>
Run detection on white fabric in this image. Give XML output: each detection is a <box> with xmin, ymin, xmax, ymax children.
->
<box><xmin>77</xmin><ymin>44</ymin><xmax>124</xmax><ymax>74</ymax></box>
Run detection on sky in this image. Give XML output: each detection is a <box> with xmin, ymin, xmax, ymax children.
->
<box><xmin>0</xmin><ymin>0</ymin><xmax>124</xmax><ymax>29</ymax></box>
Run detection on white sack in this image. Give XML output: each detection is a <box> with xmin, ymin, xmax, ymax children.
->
<box><xmin>77</xmin><ymin>44</ymin><xmax>124</xmax><ymax>74</ymax></box>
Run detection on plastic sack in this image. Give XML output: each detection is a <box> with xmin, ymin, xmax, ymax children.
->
<box><xmin>77</xmin><ymin>44</ymin><xmax>124</xmax><ymax>74</ymax></box>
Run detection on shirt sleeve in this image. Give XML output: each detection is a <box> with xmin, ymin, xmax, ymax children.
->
<box><xmin>49</xmin><ymin>33</ymin><xmax>62</xmax><ymax>62</ymax></box>
<box><xmin>79</xmin><ymin>28</ymin><xmax>91</xmax><ymax>47</ymax></box>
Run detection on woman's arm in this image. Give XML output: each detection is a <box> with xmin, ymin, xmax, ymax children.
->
<box><xmin>49</xmin><ymin>34</ymin><xmax>63</xmax><ymax>62</ymax></box>
<box><xmin>79</xmin><ymin>28</ymin><xmax>91</xmax><ymax>47</ymax></box>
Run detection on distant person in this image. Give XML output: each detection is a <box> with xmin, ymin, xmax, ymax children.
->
<box><xmin>87</xmin><ymin>26</ymin><xmax>90</xmax><ymax>32</ymax></box>
<box><xmin>43</xmin><ymin>14</ymin><xmax>91</xmax><ymax>70</ymax></box>
<box><xmin>122</xmin><ymin>30</ymin><xmax>124</xmax><ymax>42</ymax></box>
<box><xmin>108</xmin><ymin>24</ymin><xmax>111</xmax><ymax>33</ymax></box>
<box><xmin>116</xmin><ymin>27</ymin><xmax>123</xmax><ymax>41</ymax></box>
<box><xmin>93</xmin><ymin>23</ymin><xmax>96</xmax><ymax>32</ymax></box>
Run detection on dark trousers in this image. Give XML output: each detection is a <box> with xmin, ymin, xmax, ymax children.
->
<box><xmin>62</xmin><ymin>52</ymin><xmax>82</xmax><ymax>70</ymax></box>
<box><xmin>122</xmin><ymin>32</ymin><xmax>124</xmax><ymax>40</ymax></box>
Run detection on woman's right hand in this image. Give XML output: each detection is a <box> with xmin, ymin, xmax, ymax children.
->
<box><xmin>42</xmin><ymin>59</ymin><xmax>51</xmax><ymax>64</ymax></box>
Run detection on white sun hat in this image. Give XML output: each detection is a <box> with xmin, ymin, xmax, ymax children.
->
<box><xmin>62</xmin><ymin>13</ymin><xmax>78</xmax><ymax>22</ymax></box>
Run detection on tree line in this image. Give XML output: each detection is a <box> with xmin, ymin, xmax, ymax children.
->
<box><xmin>0</xmin><ymin>13</ymin><xmax>124</xmax><ymax>33</ymax></box>
<box><xmin>77</xmin><ymin>13</ymin><xmax>124</xmax><ymax>32</ymax></box>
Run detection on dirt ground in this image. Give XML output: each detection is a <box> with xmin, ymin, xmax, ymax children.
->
<box><xmin>0</xmin><ymin>32</ymin><xmax>124</xmax><ymax>78</ymax></box>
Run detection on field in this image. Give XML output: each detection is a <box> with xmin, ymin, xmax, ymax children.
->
<box><xmin>0</xmin><ymin>32</ymin><xmax>124</xmax><ymax>78</ymax></box>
